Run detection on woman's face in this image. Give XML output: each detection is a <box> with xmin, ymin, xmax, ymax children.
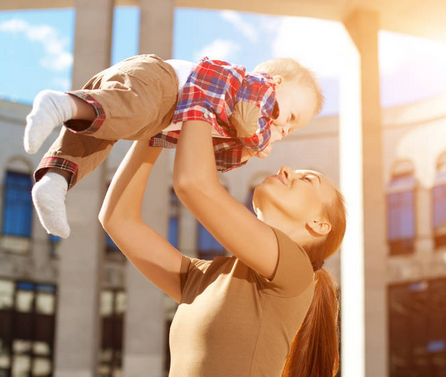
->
<box><xmin>253</xmin><ymin>167</ymin><xmax>336</xmax><ymax>225</ymax></box>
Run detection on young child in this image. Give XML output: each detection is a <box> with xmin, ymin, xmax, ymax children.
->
<box><xmin>24</xmin><ymin>54</ymin><xmax>323</xmax><ymax>238</ymax></box>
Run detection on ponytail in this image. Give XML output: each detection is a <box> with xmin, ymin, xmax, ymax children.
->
<box><xmin>282</xmin><ymin>189</ymin><xmax>346</xmax><ymax>377</ymax></box>
<box><xmin>281</xmin><ymin>268</ymin><xmax>339</xmax><ymax>377</ymax></box>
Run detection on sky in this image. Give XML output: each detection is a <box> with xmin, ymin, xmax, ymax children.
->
<box><xmin>1</xmin><ymin>7</ymin><xmax>446</xmax><ymax>116</ymax></box>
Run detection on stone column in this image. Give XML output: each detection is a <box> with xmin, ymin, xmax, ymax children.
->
<box><xmin>121</xmin><ymin>2</ymin><xmax>175</xmax><ymax>376</ymax></box>
<box><xmin>340</xmin><ymin>10</ymin><xmax>388</xmax><ymax>377</ymax></box>
<box><xmin>138</xmin><ymin>0</ymin><xmax>175</xmax><ymax>58</ymax></box>
<box><xmin>122</xmin><ymin>151</ymin><xmax>171</xmax><ymax>377</ymax></box>
<box><xmin>53</xmin><ymin>1</ymin><xmax>114</xmax><ymax>377</ymax></box>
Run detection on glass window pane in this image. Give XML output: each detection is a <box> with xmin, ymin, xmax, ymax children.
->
<box><xmin>98</xmin><ymin>364</ymin><xmax>111</xmax><ymax>376</ymax></box>
<box><xmin>33</xmin><ymin>342</ymin><xmax>51</xmax><ymax>356</ymax></box>
<box><xmin>36</xmin><ymin>293</ymin><xmax>55</xmax><ymax>315</ymax></box>
<box><xmin>13</xmin><ymin>340</ymin><xmax>31</xmax><ymax>354</ymax></box>
<box><xmin>198</xmin><ymin>224</ymin><xmax>224</xmax><ymax>251</ymax></box>
<box><xmin>32</xmin><ymin>357</ymin><xmax>52</xmax><ymax>376</ymax></box>
<box><xmin>100</xmin><ymin>348</ymin><xmax>113</xmax><ymax>362</ymax></box>
<box><xmin>387</xmin><ymin>190</ymin><xmax>415</xmax><ymax>241</ymax></box>
<box><xmin>2</xmin><ymin>171</ymin><xmax>33</xmax><ymax>238</ymax></box>
<box><xmin>433</xmin><ymin>185</ymin><xmax>446</xmax><ymax>229</ymax></box>
<box><xmin>0</xmin><ymin>340</ymin><xmax>10</xmax><ymax>369</ymax></box>
<box><xmin>49</xmin><ymin>235</ymin><xmax>61</xmax><ymax>257</ymax></box>
<box><xmin>49</xmin><ymin>234</ymin><xmax>61</xmax><ymax>244</ymax></box>
<box><xmin>101</xmin><ymin>291</ymin><xmax>113</xmax><ymax>317</ymax></box>
<box><xmin>169</xmin><ymin>189</ymin><xmax>180</xmax><ymax>248</ymax></box>
<box><xmin>245</xmin><ymin>188</ymin><xmax>255</xmax><ymax>214</ymax></box>
<box><xmin>37</xmin><ymin>284</ymin><xmax>56</xmax><ymax>294</ymax></box>
<box><xmin>105</xmin><ymin>233</ymin><xmax>119</xmax><ymax>251</ymax></box>
<box><xmin>12</xmin><ymin>355</ymin><xmax>31</xmax><ymax>376</ymax></box>
<box><xmin>115</xmin><ymin>292</ymin><xmax>126</xmax><ymax>315</ymax></box>
<box><xmin>16</xmin><ymin>291</ymin><xmax>34</xmax><ymax>313</ymax></box>
<box><xmin>168</xmin><ymin>217</ymin><xmax>179</xmax><ymax>248</ymax></box>
<box><xmin>17</xmin><ymin>282</ymin><xmax>34</xmax><ymax>291</ymax></box>
<box><xmin>0</xmin><ymin>280</ymin><xmax>14</xmax><ymax>309</ymax></box>
<box><xmin>197</xmin><ymin>223</ymin><xmax>226</xmax><ymax>260</ymax></box>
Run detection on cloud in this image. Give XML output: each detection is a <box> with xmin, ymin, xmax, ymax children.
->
<box><xmin>220</xmin><ymin>11</ymin><xmax>258</xmax><ymax>43</ymax></box>
<box><xmin>0</xmin><ymin>18</ymin><xmax>73</xmax><ymax>72</ymax></box>
<box><xmin>0</xmin><ymin>18</ymin><xmax>28</xmax><ymax>33</ymax></box>
<box><xmin>271</xmin><ymin>17</ymin><xmax>347</xmax><ymax>79</ymax></box>
<box><xmin>52</xmin><ymin>77</ymin><xmax>71</xmax><ymax>91</ymax></box>
<box><xmin>194</xmin><ymin>39</ymin><xmax>241</xmax><ymax>62</ymax></box>
<box><xmin>41</xmin><ymin>52</ymin><xmax>73</xmax><ymax>72</ymax></box>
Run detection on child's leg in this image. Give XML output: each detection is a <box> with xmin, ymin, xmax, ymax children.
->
<box><xmin>24</xmin><ymin>91</ymin><xmax>96</xmax><ymax>154</ymax></box>
<box><xmin>32</xmin><ymin>127</ymin><xmax>116</xmax><ymax>238</ymax></box>
<box><xmin>27</xmin><ymin>55</ymin><xmax>178</xmax><ymax>237</ymax></box>
<box><xmin>25</xmin><ymin>55</ymin><xmax>178</xmax><ymax>154</ymax></box>
<box><xmin>32</xmin><ymin>169</ymin><xmax>70</xmax><ymax>238</ymax></box>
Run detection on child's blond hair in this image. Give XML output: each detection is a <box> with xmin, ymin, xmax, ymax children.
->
<box><xmin>254</xmin><ymin>58</ymin><xmax>324</xmax><ymax>115</ymax></box>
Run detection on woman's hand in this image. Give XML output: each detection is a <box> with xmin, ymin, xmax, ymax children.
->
<box><xmin>241</xmin><ymin>124</ymin><xmax>282</xmax><ymax>161</ymax></box>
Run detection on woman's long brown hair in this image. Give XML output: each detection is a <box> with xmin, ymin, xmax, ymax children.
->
<box><xmin>282</xmin><ymin>190</ymin><xmax>346</xmax><ymax>377</ymax></box>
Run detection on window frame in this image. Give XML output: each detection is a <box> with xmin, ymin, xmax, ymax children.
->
<box><xmin>433</xmin><ymin>153</ymin><xmax>446</xmax><ymax>250</ymax></box>
<box><xmin>386</xmin><ymin>162</ymin><xmax>417</xmax><ymax>256</ymax></box>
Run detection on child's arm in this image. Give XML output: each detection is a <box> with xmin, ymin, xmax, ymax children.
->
<box><xmin>173</xmin><ymin>121</ymin><xmax>279</xmax><ymax>279</ymax></box>
<box><xmin>99</xmin><ymin>143</ymin><xmax>183</xmax><ymax>302</ymax></box>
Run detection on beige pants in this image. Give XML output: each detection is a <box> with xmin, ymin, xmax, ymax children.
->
<box><xmin>35</xmin><ymin>54</ymin><xmax>179</xmax><ymax>188</ymax></box>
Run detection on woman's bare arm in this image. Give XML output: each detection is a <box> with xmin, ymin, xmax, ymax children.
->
<box><xmin>99</xmin><ymin>142</ymin><xmax>183</xmax><ymax>302</ymax></box>
<box><xmin>173</xmin><ymin>121</ymin><xmax>279</xmax><ymax>279</ymax></box>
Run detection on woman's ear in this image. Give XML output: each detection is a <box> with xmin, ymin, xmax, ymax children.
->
<box><xmin>272</xmin><ymin>75</ymin><xmax>284</xmax><ymax>86</ymax></box>
<box><xmin>307</xmin><ymin>218</ymin><xmax>332</xmax><ymax>237</ymax></box>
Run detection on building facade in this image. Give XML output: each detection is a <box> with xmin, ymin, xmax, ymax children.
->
<box><xmin>1</xmin><ymin>91</ymin><xmax>445</xmax><ymax>376</ymax></box>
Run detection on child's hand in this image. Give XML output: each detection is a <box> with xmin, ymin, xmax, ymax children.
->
<box><xmin>241</xmin><ymin>125</ymin><xmax>283</xmax><ymax>162</ymax></box>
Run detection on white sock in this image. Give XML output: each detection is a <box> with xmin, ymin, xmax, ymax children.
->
<box><xmin>24</xmin><ymin>90</ymin><xmax>72</xmax><ymax>154</ymax></box>
<box><xmin>32</xmin><ymin>172</ymin><xmax>70</xmax><ymax>238</ymax></box>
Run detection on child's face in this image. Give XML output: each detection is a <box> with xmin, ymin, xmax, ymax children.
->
<box><xmin>272</xmin><ymin>76</ymin><xmax>317</xmax><ymax>138</ymax></box>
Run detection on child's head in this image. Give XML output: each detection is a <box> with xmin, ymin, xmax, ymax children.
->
<box><xmin>254</xmin><ymin>58</ymin><xmax>324</xmax><ymax>138</ymax></box>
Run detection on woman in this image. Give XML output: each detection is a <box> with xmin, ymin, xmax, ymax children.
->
<box><xmin>99</xmin><ymin>120</ymin><xmax>346</xmax><ymax>377</ymax></box>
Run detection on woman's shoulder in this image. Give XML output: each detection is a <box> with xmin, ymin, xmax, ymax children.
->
<box><xmin>254</xmin><ymin>227</ymin><xmax>314</xmax><ymax>298</ymax></box>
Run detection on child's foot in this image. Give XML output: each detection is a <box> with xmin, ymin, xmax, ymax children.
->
<box><xmin>32</xmin><ymin>172</ymin><xmax>70</xmax><ymax>238</ymax></box>
<box><xmin>24</xmin><ymin>90</ymin><xmax>72</xmax><ymax>154</ymax></box>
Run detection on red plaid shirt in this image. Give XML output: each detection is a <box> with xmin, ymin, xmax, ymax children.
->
<box><xmin>148</xmin><ymin>57</ymin><xmax>278</xmax><ymax>172</ymax></box>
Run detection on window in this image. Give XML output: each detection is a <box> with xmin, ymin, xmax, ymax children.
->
<box><xmin>168</xmin><ymin>188</ymin><xmax>180</xmax><ymax>249</ymax></box>
<box><xmin>105</xmin><ymin>233</ymin><xmax>120</xmax><ymax>254</ymax></box>
<box><xmin>49</xmin><ymin>235</ymin><xmax>61</xmax><ymax>257</ymax></box>
<box><xmin>0</xmin><ymin>279</ymin><xmax>57</xmax><ymax>377</ymax></box>
<box><xmin>1</xmin><ymin>171</ymin><xmax>33</xmax><ymax>238</ymax></box>
<box><xmin>245</xmin><ymin>187</ymin><xmax>256</xmax><ymax>214</ymax></box>
<box><xmin>387</xmin><ymin>163</ymin><xmax>416</xmax><ymax>255</ymax></box>
<box><xmin>99</xmin><ymin>289</ymin><xmax>125</xmax><ymax>377</ymax></box>
<box><xmin>103</xmin><ymin>182</ymin><xmax>121</xmax><ymax>257</ymax></box>
<box><xmin>197</xmin><ymin>224</ymin><xmax>226</xmax><ymax>260</ymax></box>
<box><xmin>433</xmin><ymin>153</ymin><xmax>446</xmax><ymax>249</ymax></box>
<box><xmin>388</xmin><ymin>278</ymin><xmax>446</xmax><ymax>377</ymax></box>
